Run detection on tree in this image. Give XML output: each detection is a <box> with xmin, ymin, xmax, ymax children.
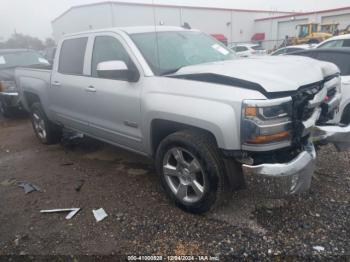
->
<box><xmin>2</xmin><ymin>33</ymin><xmax>45</xmax><ymax>50</ymax></box>
<box><xmin>45</xmin><ymin>38</ymin><xmax>56</xmax><ymax>48</ymax></box>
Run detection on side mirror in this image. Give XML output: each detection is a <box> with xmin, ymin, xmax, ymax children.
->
<box><xmin>96</xmin><ymin>60</ymin><xmax>139</xmax><ymax>82</ymax></box>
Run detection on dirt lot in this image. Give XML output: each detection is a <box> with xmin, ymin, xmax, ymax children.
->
<box><xmin>0</xmin><ymin>115</ymin><xmax>349</xmax><ymax>260</ymax></box>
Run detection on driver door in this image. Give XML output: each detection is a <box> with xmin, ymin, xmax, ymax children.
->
<box><xmin>84</xmin><ymin>33</ymin><xmax>143</xmax><ymax>152</ymax></box>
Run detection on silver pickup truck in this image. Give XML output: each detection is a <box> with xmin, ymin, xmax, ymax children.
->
<box><xmin>16</xmin><ymin>26</ymin><xmax>350</xmax><ymax>213</ymax></box>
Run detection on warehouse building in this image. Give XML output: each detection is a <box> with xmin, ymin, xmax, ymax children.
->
<box><xmin>254</xmin><ymin>6</ymin><xmax>350</xmax><ymax>50</ymax></box>
<box><xmin>51</xmin><ymin>1</ymin><xmax>291</xmax><ymax>43</ymax></box>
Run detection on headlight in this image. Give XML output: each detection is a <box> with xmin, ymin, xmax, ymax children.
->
<box><xmin>0</xmin><ymin>81</ymin><xmax>16</xmax><ymax>93</ymax></box>
<box><xmin>242</xmin><ymin>97</ymin><xmax>293</xmax><ymax>151</ymax></box>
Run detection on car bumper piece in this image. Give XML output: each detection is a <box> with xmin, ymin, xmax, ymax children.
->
<box><xmin>242</xmin><ymin>142</ymin><xmax>316</xmax><ymax>198</ymax></box>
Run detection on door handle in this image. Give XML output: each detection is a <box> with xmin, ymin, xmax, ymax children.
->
<box><xmin>85</xmin><ymin>85</ymin><xmax>96</xmax><ymax>92</ymax></box>
<box><xmin>52</xmin><ymin>81</ymin><xmax>61</xmax><ymax>87</ymax></box>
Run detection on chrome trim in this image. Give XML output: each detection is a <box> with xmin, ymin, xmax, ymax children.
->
<box><xmin>242</xmin><ymin>140</ymin><xmax>291</xmax><ymax>152</ymax></box>
<box><xmin>244</xmin><ymin>97</ymin><xmax>292</xmax><ymax>107</ymax></box>
<box><xmin>302</xmin><ymin>108</ymin><xmax>321</xmax><ymax>136</ymax></box>
<box><xmin>0</xmin><ymin>92</ymin><xmax>19</xmax><ymax>97</ymax></box>
<box><xmin>307</xmin><ymin>87</ymin><xmax>327</xmax><ymax>108</ymax></box>
<box><xmin>242</xmin><ymin>142</ymin><xmax>316</xmax><ymax>197</ymax></box>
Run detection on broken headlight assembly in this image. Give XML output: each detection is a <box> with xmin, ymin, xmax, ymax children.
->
<box><xmin>241</xmin><ymin>97</ymin><xmax>293</xmax><ymax>151</ymax></box>
<box><xmin>0</xmin><ymin>81</ymin><xmax>17</xmax><ymax>93</ymax></box>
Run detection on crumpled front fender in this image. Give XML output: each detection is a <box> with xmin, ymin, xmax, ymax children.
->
<box><xmin>313</xmin><ymin>124</ymin><xmax>350</xmax><ymax>151</ymax></box>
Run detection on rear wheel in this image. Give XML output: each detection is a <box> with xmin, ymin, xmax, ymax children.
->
<box><xmin>30</xmin><ymin>103</ymin><xmax>62</xmax><ymax>144</ymax></box>
<box><xmin>155</xmin><ymin>130</ymin><xmax>235</xmax><ymax>213</ymax></box>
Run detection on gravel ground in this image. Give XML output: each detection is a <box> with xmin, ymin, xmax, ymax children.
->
<box><xmin>0</xmin><ymin>115</ymin><xmax>349</xmax><ymax>261</ymax></box>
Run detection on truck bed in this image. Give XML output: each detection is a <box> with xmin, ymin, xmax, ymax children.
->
<box><xmin>15</xmin><ymin>66</ymin><xmax>52</xmax><ymax>111</ymax></box>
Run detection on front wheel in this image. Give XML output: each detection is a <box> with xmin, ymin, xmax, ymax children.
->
<box><xmin>0</xmin><ymin>100</ymin><xmax>13</xmax><ymax>118</ymax></box>
<box><xmin>155</xmin><ymin>130</ymin><xmax>232</xmax><ymax>213</ymax></box>
<box><xmin>30</xmin><ymin>103</ymin><xmax>62</xmax><ymax>144</ymax></box>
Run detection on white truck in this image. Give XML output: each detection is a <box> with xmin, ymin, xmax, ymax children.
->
<box><xmin>15</xmin><ymin>26</ymin><xmax>350</xmax><ymax>213</ymax></box>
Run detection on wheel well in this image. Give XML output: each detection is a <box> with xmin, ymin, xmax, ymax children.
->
<box><xmin>150</xmin><ymin>119</ymin><xmax>218</xmax><ymax>156</ymax></box>
<box><xmin>341</xmin><ymin>104</ymin><xmax>350</xmax><ymax>125</ymax></box>
<box><xmin>24</xmin><ymin>92</ymin><xmax>41</xmax><ymax>109</ymax></box>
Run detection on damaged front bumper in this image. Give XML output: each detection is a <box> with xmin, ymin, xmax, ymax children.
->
<box><xmin>242</xmin><ymin>142</ymin><xmax>316</xmax><ymax>197</ymax></box>
<box><xmin>242</xmin><ymin>123</ymin><xmax>350</xmax><ymax>198</ymax></box>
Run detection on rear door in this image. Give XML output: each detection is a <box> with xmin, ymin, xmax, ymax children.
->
<box><xmin>49</xmin><ymin>36</ymin><xmax>91</xmax><ymax>132</ymax></box>
<box><xmin>83</xmin><ymin>32</ymin><xmax>143</xmax><ymax>151</ymax></box>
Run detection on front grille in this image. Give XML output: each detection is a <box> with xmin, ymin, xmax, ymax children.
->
<box><xmin>291</xmin><ymin>81</ymin><xmax>323</xmax><ymax>146</ymax></box>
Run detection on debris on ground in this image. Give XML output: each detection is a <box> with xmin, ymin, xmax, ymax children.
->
<box><xmin>18</xmin><ymin>182</ymin><xmax>41</xmax><ymax>194</ymax></box>
<box><xmin>75</xmin><ymin>179</ymin><xmax>85</xmax><ymax>192</ymax></box>
<box><xmin>313</xmin><ymin>246</ymin><xmax>325</xmax><ymax>252</ymax></box>
<box><xmin>127</xmin><ymin>168</ymin><xmax>148</xmax><ymax>176</ymax></box>
<box><xmin>1</xmin><ymin>178</ymin><xmax>17</xmax><ymax>186</ymax></box>
<box><xmin>61</xmin><ymin>162</ymin><xmax>74</xmax><ymax>166</ymax></box>
<box><xmin>40</xmin><ymin>208</ymin><xmax>81</xmax><ymax>220</ymax></box>
<box><xmin>92</xmin><ymin>208</ymin><xmax>108</xmax><ymax>222</ymax></box>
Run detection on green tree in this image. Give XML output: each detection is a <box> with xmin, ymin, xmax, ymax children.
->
<box><xmin>3</xmin><ymin>33</ymin><xmax>45</xmax><ymax>50</ymax></box>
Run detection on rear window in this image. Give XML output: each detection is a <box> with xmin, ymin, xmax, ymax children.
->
<box><xmin>0</xmin><ymin>51</ymin><xmax>48</xmax><ymax>69</ymax></box>
<box><xmin>58</xmin><ymin>37</ymin><xmax>88</xmax><ymax>75</ymax></box>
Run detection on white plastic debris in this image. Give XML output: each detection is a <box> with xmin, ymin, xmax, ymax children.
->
<box><xmin>40</xmin><ymin>208</ymin><xmax>81</xmax><ymax>220</ymax></box>
<box><xmin>313</xmin><ymin>246</ymin><xmax>325</xmax><ymax>252</ymax></box>
<box><xmin>92</xmin><ymin>208</ymin><xmax>108</xmax><ymax>222</ymax></box>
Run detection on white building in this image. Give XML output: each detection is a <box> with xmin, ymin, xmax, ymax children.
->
<box><xmin>51</xmin><ymin>1</ymin><xmax>291</xmax><ymax>43</ymax></box>
<box><xmin>254</xmin><ymin>6</ymin><xmax>350</xmax><ymax>50</ymax></box>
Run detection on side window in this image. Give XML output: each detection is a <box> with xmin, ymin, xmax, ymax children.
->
<box><xmin>318</xmin><ymin>40</ymin><xmax>343</xmax><ymax>49</ymax></box>
<box><xmin>58</xmin><ymin>37</ymin><xmax>88</xmax><ymax>75</ymax></box>
<box><xmin>272</xmin><ymin>48</ymin><xmax>285</xmax><ymax>55</ymax></box>
<box><xmin>343</xmin><ymin>39</ymin><xmax>350</xmax><ymax>47</ymax></box>
<box><xmin>286</xmin><ymin>48</ymin><xmax>301</xmax><ymax>53</ymax></box>
<box><xmin>91</xmin><ymin>36</ymin><xmax>134</xmax><ymax>80</ymax></box>
<box><xmin>235</xmin><ymin>46</ymin><xmax>248</xmax><ymax>52</ymax></box>
<box><xmin>316</xmin><ymin>52</ymin><xmax>350</xmax><ymax>75</ymax></box>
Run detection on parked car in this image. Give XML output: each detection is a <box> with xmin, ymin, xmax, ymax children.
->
<box><xmin>317</xmin><ymin>34</ymin><xmax>350</xmax><ymax>49</ymax></box>
<box><xmin>288</xmin><ymin>48</ymin><xmax>350</xmax><ymax>124</ymax></box>
<box><xmin>42</xmin><ymin>47</ymin><xmax>57</xmax><ymax>65</ymax></box>
<box><xmin>15</xmin><ymin>26</ymin><xmax>350</xmax><ymax>213</ymax></box>
<box><xmin>0</xmin><ymin>49</ymin><xmax>50</xmax><ymax>117</ymax></box>
<box><xmin>230</xmin><ymin>43</ymin><xmax>267</xmax><ymax>57</ymax></box>
<box><xmin>270</xmin><ymin>44</ymin><xmax>315</xmax><ymax>56</ymax></box>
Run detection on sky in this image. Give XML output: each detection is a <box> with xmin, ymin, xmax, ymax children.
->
<box><xmin>1</xmin><ymin>0</ymin><xmax>350</xmax><ymax>40</ymax></box>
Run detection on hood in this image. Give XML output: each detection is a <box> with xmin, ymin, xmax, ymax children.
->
<box><xmin>0</xmin><ymin>68</ymin><xmax>15</xmax><ymax>81</ymax></box>
<box><xmin>170</xmin><ymin>56</ymin><xmax>339</xmax><ymax>97</ymax></box>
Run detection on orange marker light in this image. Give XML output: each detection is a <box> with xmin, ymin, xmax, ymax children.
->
<box><xmin>247</xmin><ymin>131</ymin><xmax>290</xmax><ymax>144</ymax></box>
<box><xmin>245</xmin><ymin>106</ymin><xmax>257</xmax><ymax>117</ymax></box>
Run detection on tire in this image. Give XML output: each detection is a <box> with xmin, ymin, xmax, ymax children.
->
<box><xmin>0</xmin><ymin>100</ymin><xmax>13</xmax><ymax>118</ymax></box>
<box><xmin>30</xmin><ymin>102</ymin><xmax>62</xmax><ymax>144</ymax></box>
<box><xmin>155</xmin><ymin>129</ymin><xmax>235</xmax><ymax>214</ymax></box>
<box><xmin>341</xmin><ymin>106</ymin><xmax>350</xmax><ymax>125</ymax></box>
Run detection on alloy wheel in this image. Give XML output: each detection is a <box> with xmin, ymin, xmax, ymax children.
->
<box><xmin>163</xmin><ymin>147</ymin><xmax>206</xmax><ymax>204</ymax></box>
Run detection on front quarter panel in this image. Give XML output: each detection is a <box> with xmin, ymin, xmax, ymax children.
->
<box><xmin>141</xmin><ymin>77</ymin><xmax>266</xmax><ymax>154</ymax></box>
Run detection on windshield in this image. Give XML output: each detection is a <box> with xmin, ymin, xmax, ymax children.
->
<box><xmin>130</xmin><ymin>31</ymin><xmax>236</xmax><ymax>75</ymax></box>
<box><xmin>0</xmin><ymin>51</ymin><xmax>49</xmax><ymax>70</ymax></box>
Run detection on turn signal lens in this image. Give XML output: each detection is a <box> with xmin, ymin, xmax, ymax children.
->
<box><xmin>247</xmin><ymin>131</ymin><xmax>290</xmax><ymax>144</ymax></box>
<box><xmin>245</xmin><ymin>106</ymin><xmax>257</xmax><ymax>117</ymax></box>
